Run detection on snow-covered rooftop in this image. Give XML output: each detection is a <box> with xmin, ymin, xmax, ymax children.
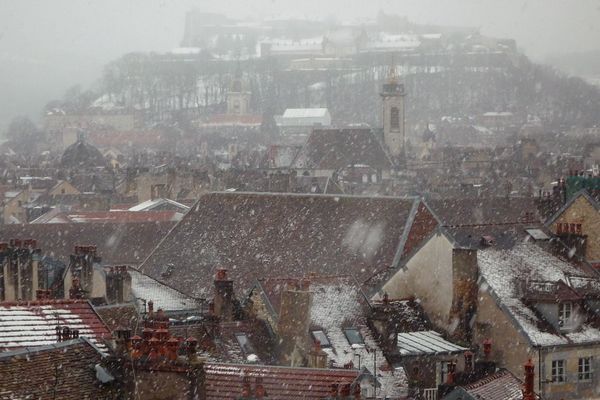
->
<box><xmin>396</xmin><ymin>330</ymin><xmax>466</xmax><ymax>356</ymax></box>
<box><xmin>282</xmin><ymin>108</ymin><xmax>329</xmax><ymax>119</ymax></box>
<box><xmin>129</xmin><ymin>269</ymin><xmax>200</xmax><ymax>313</ymax></box>
<box><xmin>478</xmin><ymin>242</ymin><xmax>600</xmax><ymax>347</ymax></box>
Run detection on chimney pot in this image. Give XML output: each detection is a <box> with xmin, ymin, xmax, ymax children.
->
<box><xmin>255</xmin><ymin>377</ymin><xmax>265</xmax><ymax>399</ymax></box>
<box><xmin>483</xmin><ymin>339</ymin><xmax>492</xmax><ymax>359</ymax></box>
<box><xmin>523</xmin><ymin>358</ymin><xmax>536</xmax><ymax>400</ymax></box>
<box><xmin>215</xmin><ymin>268</ymin><xmax>228</xmax><ymax>281</ymax></box>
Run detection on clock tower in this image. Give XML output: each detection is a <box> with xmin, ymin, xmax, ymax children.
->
<box><xmin>380</xmin><ymin>69</ymin><xmax>406</xmax><ymax>161</ymax></box>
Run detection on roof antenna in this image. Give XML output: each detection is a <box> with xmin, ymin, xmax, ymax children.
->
<box><xmin>388</xmin><ymin>54</ymin><xmax>398</xmax><ymax>83</ymax></box>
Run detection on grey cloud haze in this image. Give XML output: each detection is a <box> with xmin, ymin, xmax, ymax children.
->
<box><xmin>0</xmin><ymin>0</ymin><xmax>599</xmax><ymax>129</ymax></box>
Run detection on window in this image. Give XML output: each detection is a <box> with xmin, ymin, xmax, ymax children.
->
<box><xmin>235</xmin><ymin>333</ymin><xmax>256</xmax><ymax>355</ymax></box>
<box><xmin>390</xmin><ymin>106</ymin><xmax>400</xmax><ymax>129</ymax></box>
<box><xmin>311</xmin><ymin>330</ymin><xmax>331</xmax><ymax>347</ymax></box>
<box><xmin>579</xmin><ymin>357</ymin><xmax>592</xmax><ymax>381</ymax></box>
<box><xmin>558</xmin><ymin>302</ymin><xmax>572</xmax><ymax>328</ymax></box>
<box><xmin>551</xmin><ymin>360</ymin><xmax>566</xmax><ymax>382</ymax></box>
<box><xmin>343</xmin><ymin>328</ymin><xmax>364</xmax><ymax>346</ymax></box>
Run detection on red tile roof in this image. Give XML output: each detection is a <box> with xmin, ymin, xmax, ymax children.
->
<box><xmin>0</xmin><ymin>299</ymin><xmax>111</xmax><ymax>352</ymax></box>
<box><xmin>204</xmin><ymin>114</ymin><xmax>263</xmax><ymax>126</ymax></box>
<box><xmin>204</xmin><ymin>363</ymin><xmax>360</xmax><ymax>399</ymax></box>
<box><xmin>0</xmin><ymin>338</ymin><xmax>115</xmax><ymax>400</ymax></box>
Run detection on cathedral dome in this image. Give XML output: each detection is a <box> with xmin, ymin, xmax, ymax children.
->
<box><xmin>61</xmin><ymin>133</ymin><xmax>106</xmax><ymax>169</ymax></box>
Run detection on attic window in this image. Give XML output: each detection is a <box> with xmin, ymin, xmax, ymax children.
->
<box><xmin>235</xmin><ymin>333</ymin><xmax>256</xmax><ymax>355</ymax></box>
<box><xmin>311</xmin><ymin>330</ymin><xmax>331</xmax><ymax>347</ymax></box>
<box><xmin>558</xmin><ymin>302</ymin><xmax>573</xmax><ymax>328</ymax></box>
<box><xmin>343</xmin><ymin>328</ymin><xmax>364</xmax><ymax>346</ymax></box>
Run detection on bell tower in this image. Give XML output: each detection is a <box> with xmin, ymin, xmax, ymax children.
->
<box><xmin>380</xmin><ymin>65</ymin><xmax>406</xmax><ymax>160</ymax></box>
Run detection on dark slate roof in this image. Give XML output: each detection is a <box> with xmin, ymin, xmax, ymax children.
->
<box><xmin>61</xmin><ymin>139</ymin><xmax>107</xmax><ymax>169</ymax></box>
<box><xmin>426</xmin><ymin>197</ymin><xmax>540</xmax><ymax>227</ymax></box>
<box><xmin>139</xmin><ymin>192</ymin><xmax>436</xmax><ymax>298</ymax></box>
<box><xmin>0</xmin><ymin>338</ymin><xmax>115</xmax><ymax>400</ymax></box>
<box><xmin>0</xmin><ymin>221</ymin><xmax>175</xmax><ymax>266</ymax></box>
<box><xmin>292</xmin><ymin>128</ymin><xmax>393</xmax><ymax>170</ymax></box>
<box><xmin>204</xmin><ymin>363</ymin><xmax>361</xmax><ymax>400</ymax></box>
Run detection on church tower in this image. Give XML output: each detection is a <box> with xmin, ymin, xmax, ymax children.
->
<box><xmin>227</xmin><ymin>72</ymin><xmax>251</xmax><ymax>115</ymax></box>
<box><xmin>380</xmin><ymin>66</ymin><xmax>406</xmax><ymax>160</ymax></box>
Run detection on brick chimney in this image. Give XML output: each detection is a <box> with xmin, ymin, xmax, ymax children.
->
<box><xmin>307</xmin><ymin>340</ymin><xmax>328</xmax><ymax>369</ymax></box>
<box><xmin>66</xmin><ymin>245</ymin><xmax>101</xmax><ymax>299</ymax></box>
<box><xmin>277</xmin><ymin>281</ymin><xmax>312</xmax><ymax>366</ymax></box>
<box><xmin>1</xmin><ymin>239</ymin><xmax>42</xmax><ymax>301</ymax></box>
<box><xmin>449</xmin><ymin>249</ymin><xmax>478</xmax><ymax>341</ymax></box>
<box><xmin>254</xmin><ymin>377</ymin><xmax>265</xmax><ymax>399</ymax></box>
<box><xmin>213</xmin><ymin>268</ymin><xmax>234</xmax><ymax>322</ymax></box>
<box><xmin>105</xmin><ymin>265</ymin><xmax>132</xmax><ymax>304</ymax></box>
<box><xmin>522</xmin><ymin>359</ymin><xmax>535</xmax><ymax>400</ymax></box>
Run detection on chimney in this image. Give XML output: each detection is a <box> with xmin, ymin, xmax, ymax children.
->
<box><xmin>522</xmin><ymin>359</ymin><xmax>535</xmax><ymax>400</ymax></box>
<box><xmin>449</xmin><ymin>249</ymin><xmax>478</xmax><ymax>341</ymax></box>
<box><xmin>68</xmin><ymin>245</ymin><xmax>101</xmax><ymax>298</ymax></box>
<box><xmin>1</xmin><ymin>239</ymin><xmax>42</xmax><ymax>301</ymax></box>
<box><xmin>148</xmin><ymin>300</ymin><xmax>154</xmax><ymax>317</ymax></box>
<box><xmin>464</xmin><ymin>351</ymin><xmax>473</xmax><ymax>373</ymax></box>
<box><xmin>277</xmin><ymin>282</ymin><xmax>312</xmax><ymax>366</ymax></box>
<box><xmin>307</xmin><ymin>340</ymin><xmax>328</xmax><ymax>369</ymax></box>
<box><xmin>254</xmin><ymin>377</ymin><xmax>265</xmax><ymax>399</ymax></box>
<box><xmin>241</xmin><ymin>376</ymin><xmax>252</xmax><ymax>398</ymax></box>
<box><xmin>106</xmin><ymin>265</ymin><xmax>132</xmax><ymax>304</ymax></box>
<box><xmin>483</xmin><ymin>339</ymin><xmax>492</xmax><ymax>360</ymax></box>
<box><xmin>213</xmin><ymin>268</ymin><xmax>234</xmax><ymax>322</ymax></box>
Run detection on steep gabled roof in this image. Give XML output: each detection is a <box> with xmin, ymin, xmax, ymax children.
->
<box><xmin>0</xmin><ymin>299</ymin><xmax>111</xmax><ymax>352</ymax></box>
<box><xmin>545</xmin><ymin>189</ymin><xmax>600</xmax><ymax>226</ymax></box>
<box><xmin>292</xmin><ymin>128</ymin><xmax>393</xmax><ymax>170</ymax></box>
<box><xmin>478</xmin><ymin>241</ymin><xmax>600</xmax><ymax>347</ymax></box>
<box><xmin>139</xmin><ymin>192</ymin><xmax>436</xmax><ymax>298</ymax></box>
<box><xmin>0</xmin><ymin>338</ymin><xmax>114</xmax><ymax>400</ymax></box>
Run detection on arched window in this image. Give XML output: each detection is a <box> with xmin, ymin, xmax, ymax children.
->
<box><xmin>390</xmin><ymin>106</ymin><xmax>400</xmax><ymax>129</ymax></box>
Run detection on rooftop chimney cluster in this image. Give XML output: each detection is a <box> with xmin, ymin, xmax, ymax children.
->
<box><xmin>117</xmin><ymin>300</ymin><xmax>200</xmax><ymax>370</ymax></box>
<box><xmin>0</xmin><ymin>238</ymin><xmax>43</xmax><ymax>301</ymax></box>
<box><xmin>323</xmin><ymin>382</ymin><xmax>362</xmax><ymax>399</ymax></box>
<box><xmin>55</xmin><ymin>325</ymin><xmax>80</xmax><ymax>342</ymax></box>
<box><xmin>240</xmin><ymin>376</ymin><xmax>267</xmax><ymax>399</ymax></box>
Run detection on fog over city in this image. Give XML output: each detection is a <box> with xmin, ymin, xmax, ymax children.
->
<box><xmin>1</xmin><ymin>0</ymin><xmax>600</xmax><ymax>129</ymax></box>
<box><xmin>2</xmin><ymin>1</ymin><xmax>600</xmax><ymax>400</ymax></box>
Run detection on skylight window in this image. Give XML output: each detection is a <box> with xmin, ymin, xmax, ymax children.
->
<box><xmin>344</xmin><ymin>328</ymin><xmax>364</xmax><ymax>346</ymax></box>
<box><xmin>235</xmin><ymin>333</ymin><xmax>256</xmax><ymax>355</ymax></box>
<box><xmin>311</xmin><ymin>330</ymin><xmax>331</xmax><ymax>347</ymax></box>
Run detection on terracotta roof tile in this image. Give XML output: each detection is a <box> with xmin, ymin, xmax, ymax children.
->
<box><xmin>0</xmin><ymin>299</ymin><xmax>111</xmax><ymax>352</ymax></box>
<box><xmin>205</xmin><ymin>363</ymin><xmax>361</xmax><ymax>399</ymax></box>
<box><xmin>0</xmin><ymin>338</ymin><xmax>115</xmax><ymax>400</ymax></box>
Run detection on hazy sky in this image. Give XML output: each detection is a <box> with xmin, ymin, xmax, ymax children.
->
<box><xmin>1</xmin><ymin>0</ymin><xmax>599</xmax><ymax>129</ymax></box>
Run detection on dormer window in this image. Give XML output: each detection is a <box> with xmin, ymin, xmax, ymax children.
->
<box><xmin>235</xmin><ymin>333</ymin><xmax>256</xmax><ymax>355</ymax></box>
<box><xmin>344</xmin><ymin>328</ymin><xmax>364</xmax><ymax>346</ymax></box>
<box><xmin>311</xmin><ymin>330</ymin><xmax>331</xmax><ymax>347</ymax></box>
<box><xmin>558</xmin><ymin>302</ymin><xmax>573</xmax><ymax>328</ymax></box>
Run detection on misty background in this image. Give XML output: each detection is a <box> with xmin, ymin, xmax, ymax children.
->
<box><xmin>1</xmin><ymin>0</ymin><xmax>599</xmax><ymax>132</ymax></box>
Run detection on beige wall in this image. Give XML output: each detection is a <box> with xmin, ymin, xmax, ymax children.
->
<box><xmin>49</xmin><ymin>181</ymin><xmax>80</xmax><ymax>196</ymax></box>
<box><xmin>540</xmin><ymin>345</ymin><xmax>600</xmax><ymax>400</ymax></box>
<box><xmin>381</xmin><ymin>233</ymin><xmax>454</xmax><ymax>330</ymax></box>
<box><xmin>550</xmin><ymin>195</ymin><xmax>600</xmax><ymax>262</ymax></box>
